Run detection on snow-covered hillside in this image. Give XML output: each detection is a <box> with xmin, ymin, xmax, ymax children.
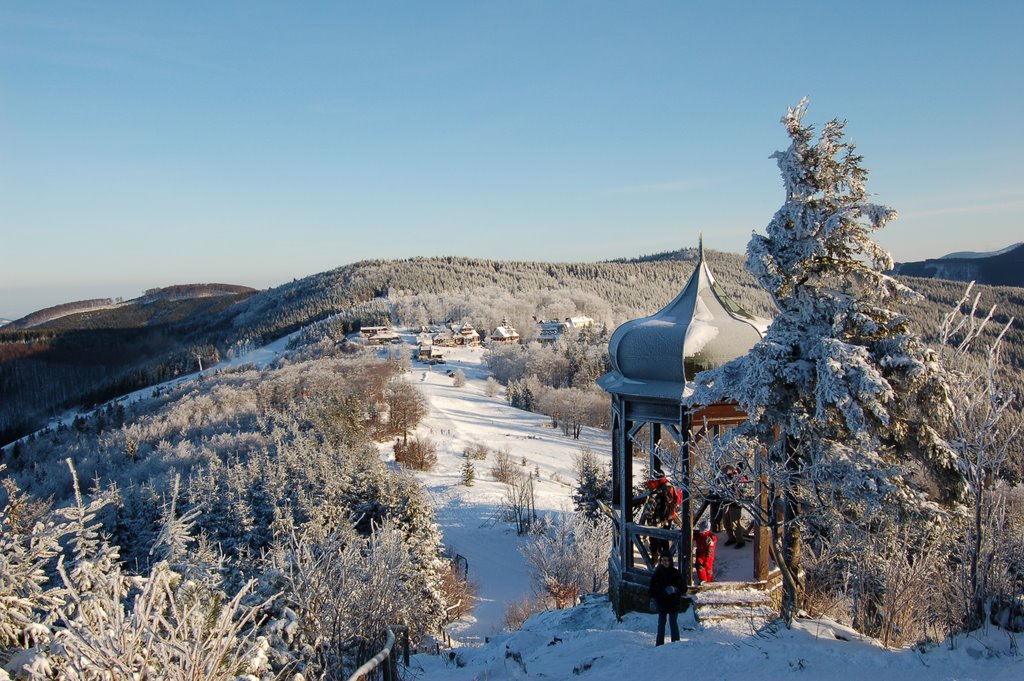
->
<box><xmin>359</xmin><ymin>336</ymin><xmax>1020</xmax><ymax>681</ymax></box>
<box><xmin>369</xmin><ymin>336</ymin><xmax>1021</xmax><ymax>681</ymax></box>
<box><xmin>10</xmin><ymin>327</ymin><xmax>1018</xmax><ymax>681</ymax></box>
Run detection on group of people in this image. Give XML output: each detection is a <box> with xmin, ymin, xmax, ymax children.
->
<box><xmin>643</xmin><ymin>463</ymin><xmax>750</xmax><ymax>645</ymax></box>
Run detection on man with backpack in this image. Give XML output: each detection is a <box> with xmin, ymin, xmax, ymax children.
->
<box><xmin>643</xmin><ymin>477</ymin><xmax>681</xmax><ymax>563</ymax></box>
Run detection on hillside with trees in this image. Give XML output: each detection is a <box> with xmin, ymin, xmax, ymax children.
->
<box><xmin>4</xmin><ymin>250</ymin><xmax>1021</xmax><ymax>452</ymax></box>
<box><xmin>1</xmin><ymin>347</ymin><xmax>462</xmax><ymax>677</ymax></box>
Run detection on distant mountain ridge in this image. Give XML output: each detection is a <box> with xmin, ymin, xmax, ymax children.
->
<box><xmin>7</xmin><ymin>284</ymin><xmax>257</xmax><ymax>330</ymax></box>
<box><xmin>8</xmin><ymin>298</ymin><xmax>116</xmax><ymax>330</ymax></box>
<box><xmin>939</xmin><ymin>243</ymin><xmax>1023</xmax><ymax>260</ymax></box>
<box><xmin>892</xmin><ymin>243</ymin><xmax>1024</xmax><ymax>288</ymax></box>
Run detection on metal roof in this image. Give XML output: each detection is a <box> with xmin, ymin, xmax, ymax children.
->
<box><xmin>598</xmin><ymin>240</ymin><xmax>770</xmax><ymax>401</ymax></box>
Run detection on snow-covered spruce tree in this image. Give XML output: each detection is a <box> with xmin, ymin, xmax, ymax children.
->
<box><xmin>460</xmin><ymin>456</ymin><xmax>476</xmax><ymax>487</ymax></box>
<box><xmin>687</xmin><ymin>99</ymin><xmax>965</xmax><ymax>627</ymax></box>
<box><xmin>572</xmin><ymin>448</ymin><xmax>612</xmax><ymax>520</ymax></box>
<box><xmin>0</xmin><ymin>470</ymin><xmax>66</xmax><ymax>674</ymax></box>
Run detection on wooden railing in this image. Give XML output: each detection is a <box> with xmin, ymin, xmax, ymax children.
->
<box><xmin>346</xmin><ymin>625</ymin><xmax>409</xmax><ymax>681</ymax></box>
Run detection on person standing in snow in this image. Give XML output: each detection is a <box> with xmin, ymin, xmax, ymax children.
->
<box><xmin>693</xmin><ymin>516</ymin><xmax>717</xmax><ymax>585</ymax></box>
<box><xmin>649</xmin><ymin>553</ymin><xmax>686</xmax><ymax>645</ymax></box>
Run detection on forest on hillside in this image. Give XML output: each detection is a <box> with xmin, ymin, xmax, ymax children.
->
<box><xmin>3</xmin><ymin>248</ymin><xmax>1022</xmax><ymax>452</ymax></box>
<box><xmin>1</xmin><ymin>347</ymin><xmax>469</xmax><ymax>677</ymax></box>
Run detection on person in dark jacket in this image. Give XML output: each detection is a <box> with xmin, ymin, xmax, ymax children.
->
<box><xmin>648</xmin><ymin>553</ymin><xmax>686</xmax><ymax>645</ymax></box>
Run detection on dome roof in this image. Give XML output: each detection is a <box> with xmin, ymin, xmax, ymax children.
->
<box><xmin>597</xmin><ymin>242</ymin><xmax>770</xmax><ymax>401</ymax></box>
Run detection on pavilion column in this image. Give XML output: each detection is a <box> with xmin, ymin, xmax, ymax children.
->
<box><xmin>679</xmin><ymin>408</ymin><xmax>693</xmax><ymax>588</ymax></box>
<box><xmin>618</xmin><ymin>412</ymin><xmax>633</xmax><ymax>571</ymax></box>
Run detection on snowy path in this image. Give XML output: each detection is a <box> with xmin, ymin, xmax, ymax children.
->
<box><xmin>392</xmin><ymin>342</ymin><xmax>611</xmax><ymax>644</ymax></box>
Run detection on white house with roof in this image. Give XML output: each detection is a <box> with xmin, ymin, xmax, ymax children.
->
<box><xmin>367</xmin><ymin>328</ymin><xmax>402</xmax><ymax>345</ymax></box>
<box><xmin>536</xmin><ymin>315</ymin><xmax>596</xmax><ymax>343</ymax></box>
<box><xmin>489</xmin><ymin>323</ymin><xmax>520</xmax><ymax>344</ymax></box>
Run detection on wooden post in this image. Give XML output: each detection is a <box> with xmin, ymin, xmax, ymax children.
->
<box><xmin>620</xmin><ymin>412</ymin><xmax>634</xmax><ymax>570</ymax></box>
<box><xmin>679</xmin><ymin>408</ymin><xmax>693</xmax><ymax>589</ymax></box>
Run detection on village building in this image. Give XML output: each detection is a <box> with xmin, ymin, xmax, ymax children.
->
<box><xmin>427</xmin><ymin>323</ymin><xmax>481</xmax><ymax>347</ymax></box>
<box><xmin>366</xmin><ymin>328</ymin><xmax>402</xmax><ymax>345</ymax></box>
<box><xmin>431</xmin><ymin>328</ymin><xmax>457</xmax><ymax>347</ymax></box>
<box><xmin>358</xmin><ymin>325</ymin><xmax>389</xmax><ymax>338</ymax></box>
<box><xmin>489</xmin><ymin>322</ymin><xmax>520</xmax><ymax>344</ymax></box>
<box><xmin>597</xmin><ymin>239</ymin><xmax>777</xmax><ymax>616</ymax></box>
<box><xmin>535</xmin><ymin>315</ymin><xmax>595</xmax><ymax>343</ymax></box>
<box><xmin>450</xmin><ymin>323</ymin><xmax>481</xmax><ymax>346</ymax></box>
<box><xmin>358</xmin><ymin>325</ymin><xmax>402</xmax><ymax>345</ymax></box>
<box><xmin>417</xmin><ymin>343</ymin><xmax>444</xmax><ymax>361</ymax></box>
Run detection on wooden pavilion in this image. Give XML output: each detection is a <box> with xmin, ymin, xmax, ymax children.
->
<box><xmin>596</xmin><ymin>240</ymin><xmax>777</xmax><ymax>615</ymax></box>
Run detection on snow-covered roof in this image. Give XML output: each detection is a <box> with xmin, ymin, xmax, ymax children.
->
<box><xmin>598</xmin><ymin>240</ymin><xmax>770</xmax><ymax>401</ymax></box>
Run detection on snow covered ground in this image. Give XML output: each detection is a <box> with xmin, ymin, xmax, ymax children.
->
<box><xmin>381</xmin><ymin>337</ymin><xmax>1021</xmax><ymax>681</ymax></box>
<box><xmin>410</xmin><ymin>594</ymin><xmax>1021</xmax><ymax>681</ymax></box>
<box><xmin>385</xmin><ymin>338</ymin><xmax>612</xmax><ymax>644</ymax></box>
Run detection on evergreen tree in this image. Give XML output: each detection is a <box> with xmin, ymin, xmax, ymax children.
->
<box><xmin>687</xmin><ymin>100</ymin><xmax>964</xmax><ymax>626</ymax></box>
<box><xmin>572</xmin><ymin>449</ymin><xmax>612</xmax><ymax>520</ymax></box>
<box><xmin>461</xmin><ymin>456</ymin><xmax>475</xmax><ymax>487</ymax></box>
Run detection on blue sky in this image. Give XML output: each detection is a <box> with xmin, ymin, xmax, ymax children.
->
<box><xmin>1</xmin><ymin>1</ymin><xmax>1021</xmax><ymax>319</ymax></box>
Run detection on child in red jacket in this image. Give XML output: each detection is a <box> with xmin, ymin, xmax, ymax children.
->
<box><xmin>693</xmin><ymin>516</ymin><xmax>717</xmax><ymax>585</ymax></box>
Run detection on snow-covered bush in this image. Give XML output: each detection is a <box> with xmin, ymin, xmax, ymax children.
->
<box><xmin>394</xmin><ymin>436</ymin><xmax>438</xmax><ymax>471</ymax></box>
<box><xmin>1</xmin><ymin>463</ymin><xmax>274</xmax><ymax>680</ymax></box>
<box><xmin>257</xmin><ymin>520</ymin><xmax>412</xmax><ymax>676</ymax></box>
<box><xmin>937</xmin><ymin>284</ymin><xmax>1022</xmax><ymax>632</ymax></box>
<box><xmin>520</xmin><ymin>512</ymin><xmax>611</xmax><ymax>609</ymax></box>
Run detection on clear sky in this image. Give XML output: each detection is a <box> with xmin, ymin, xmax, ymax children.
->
<box><xmin>1</xmin><ymin>1</ymin><xmax>1021</xmax><ymax>319</ymax></box>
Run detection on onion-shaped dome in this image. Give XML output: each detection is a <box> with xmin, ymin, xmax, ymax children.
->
<box><xmin>598</xmin><ymin>241</ymin><xmax>770</xmax><ymax>401</ymax></box>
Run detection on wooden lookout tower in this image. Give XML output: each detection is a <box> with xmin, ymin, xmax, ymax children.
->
<box><xmin>597</xmin><ymin>240</ymin><xmax>776</xmax><ymax>616</ymax></box>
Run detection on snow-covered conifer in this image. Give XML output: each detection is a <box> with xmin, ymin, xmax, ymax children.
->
<box><xmin>688</xmin><ymin>100</ymin><xmax>965</xmax><ymax>625</ymax></box>
<box><xmin>573</xmin><ymin>448</ymin><xmax>612</xmax><ymax>520</ymax></box>
<box><xmin>460</xmin><ymin>456</ymin><xmax>475</xmax><ymax>487</ymax></box>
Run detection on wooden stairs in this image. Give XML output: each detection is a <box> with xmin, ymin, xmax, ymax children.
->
<box><xmin>691</xmin><ymin>582</ymin><xmax>778</xmax><ymax>625</ymax></box>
